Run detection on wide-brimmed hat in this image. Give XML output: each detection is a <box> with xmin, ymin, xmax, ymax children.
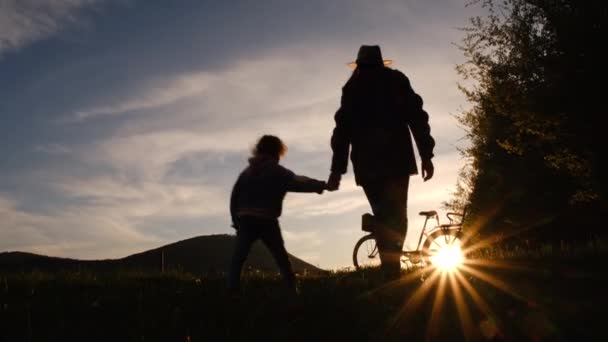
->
<box><xmin>347</xmin><ymin>45</ymin><xmax>393</xmax><ymax>68</ymax></box>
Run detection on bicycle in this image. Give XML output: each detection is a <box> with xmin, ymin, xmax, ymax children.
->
<box><xmin>353</xmin><ymin>209</ymin><xmax>466</xmax><ymax>270</ymax></box>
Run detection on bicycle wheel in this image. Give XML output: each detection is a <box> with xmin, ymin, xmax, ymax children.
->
<box><xmin>353</xmin><ymin>234</ymin><xmax>381</xmax><ymax>269</ymax></box>
<box><xmin>421</xmin><ymin>229</ymin><xmax>464</xmax><ymax>267</ymax></box>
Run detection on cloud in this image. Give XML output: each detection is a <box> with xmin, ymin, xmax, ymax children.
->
<box><xmin>284</xmin><ymin>176</ymin><xmax>368</xmax><ymax>218</ymax></box>
<box><xmin>29</xmin><ymin>46</ymin><xmax>346</xmax><ymax>255</ymax></box>
<box><xmin>34</xmin><ymin>143</ymin><xmax>71</xmax><ymax>154</ymax></box>
<box><xmin>282</xmin><ymin>229</ymin><xmax>323</xmax><ymax>247</ymax></box>
<box><xmin>69</xmin><ymin>45</ymin><xmax>345</xmax><ymax>122</ymax></box>
<box><xmin>62</xmin><ymin>46</ymin><xmax>348</xmax><ymax>187</ymax></box>
<box><xmin>0</xmin><ymin>167</ymin><xmax>229</xmax><ymax>259</ymax></box>
<box><xmin>66</xmin><ymin>39</ymin><xmax>468</xmax><ymax>161</ymax></box>
<box><xmin>85</xmin><ymin>112</ymin><xmax>334</xmax><ymax>182</ymax></box>
<box><xmin>52</xmin><ymin>176</ymin><xmax>227</xmax><ymax>220</ymax></box>
<box><xmin>0</xmin><ymin>192</ymin><xmax>161</xmax><ymax>258</ymax></box>
<box><xmin>39</xmin><ymin>43</ymin><xmax>466</xmax><ymax>262</ymax></box>
<box><xmin>73</xmin><ymin>72</ymin><xmax>217</xmax><ymax>121</ymax></box>
<box><xmin>287</xmin><ymin>193</ymin><xmax>369</xmax><ymax>218</ymax></box>
<box><xmin>282</xmin><ymin>229</ymin><xmax>324</xmax><ymax>266</ymax></box>
<box><xmin>92</xmin><ymin>130</ymin><xmax>247</xmax><ymax>171</ymax></box>
<box><xmin>0</xmin><ymin>0</ymin><xmax>101</xmax><ymax>57</ymax></box>
<box><xmin>1</xmin><ymin>2</ymin><xmax>474</xmax><ymax>266</ymax></box>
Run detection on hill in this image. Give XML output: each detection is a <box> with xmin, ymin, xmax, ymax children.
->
<box><xmin>0</xmin><ymin>234</ymin><xmax>324</xmax><ymax>274</ymax></box>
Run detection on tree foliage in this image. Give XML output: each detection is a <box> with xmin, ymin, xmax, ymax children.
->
<box><xmin>454</xmin><ymin>0</ymin><xmax>607</xmax><ymax>240</ymax></box>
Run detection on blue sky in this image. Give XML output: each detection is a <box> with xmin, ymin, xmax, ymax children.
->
<box><xmin>0</xmin><ymin>0</ymin><xmax>480</xmax><ymax>269</ymax></box>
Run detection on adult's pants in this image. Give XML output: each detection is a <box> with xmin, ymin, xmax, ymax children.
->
<box><xmin>362</xmin><ymin>177</ymin><xmax>410</xmax><ymax>279</ymax></box>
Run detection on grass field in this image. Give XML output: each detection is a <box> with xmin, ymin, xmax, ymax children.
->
<box><xmin>1</xmin><ymin>245</ymin><xmax>607</xmax><ymax>342</ymax></box>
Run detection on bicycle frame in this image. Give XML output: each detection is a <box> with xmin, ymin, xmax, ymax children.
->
<box><xmin>405</xmin><ymin>211</ymin><xmax>464</xmax><ymax>255</ymax></box>
<box><xmin>410</xmin><ymin>213</ymin><xmax>441</xmax><ymax>253</ymax></box>
<box><xmin>354</xmin><ymin>210</ymin><xmax>466</xmax><ymax>269</ymax></box>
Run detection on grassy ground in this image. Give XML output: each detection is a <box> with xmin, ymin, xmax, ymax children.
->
<box><xmin>1</xmin><ymin>251</ymin><xmax>607</xmax><ymax>342</ymax></box>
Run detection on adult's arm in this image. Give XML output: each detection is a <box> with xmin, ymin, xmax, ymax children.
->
<box><xmin>330</xmin><ymin>87</ymin><xmax>353</xmax><ymax>175</ymax></box>
<box><xmin>399</xmin><ymin>73</ymin><xmax>435</xmax><ymax>161</ymax></box>
<box><xmin>229</xmin><ymin>174</ymin><xmax>243</xmax><ymax>228</ymax></box>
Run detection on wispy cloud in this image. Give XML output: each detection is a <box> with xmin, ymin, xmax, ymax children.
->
<box><xmin>0</xmin><ymin>0</ymin><xmax>101</xmax><ymax>57</ymax></box>
<box><xmin>69</xmin><ymin>46</ymin><xmax>344</xmax><ymax>122</ymax></box>
<box><xmin>51</xmin><ymin>176</ymin><xmax>227</xmax><ymax>220</ymax></box>
<box><xmin>284</xmin><ymin>176</ymin><xmax>368</xmax><ymax>218</ymax></box>
<box><xmin>283</xmin><ymin>229</ymin><xmax>324</xmax><ymax>247</ymax></box>
<box><xmin>73</xmin><ymin>72</ymin><xmax>217</xmax><ymax>121</ymax></box>
<box><xmin>34</xmin><ymin>143</ymin><xmax>71</xmax><ymax>154</ymax></box>
<box><xmin>61</xmin><ymin>46</ymin><xmax>347</xmax><ymax>194</ymax></box>
<box><xmin>0</xmin><ymin>192</ymin><xmax>161</xmax><ymax>258</ymax></box>
<box><xmin>282</xmin><ymin>229</ymin><xmax>324</xmax><ymax>266</ymax></box>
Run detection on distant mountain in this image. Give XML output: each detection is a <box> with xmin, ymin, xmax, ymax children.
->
<box><xmin>0</xmin><ymin>234</ymin><xmax>324</xmax><ymax>275</ymax></box>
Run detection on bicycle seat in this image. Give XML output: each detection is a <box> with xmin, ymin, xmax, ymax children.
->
<box><xmin>361</xmin><ymin>213</ymin><xmax>376</xmax><ymax>232</ymax></box>
<box><xmin>419</xmin><ymin>210</ymin><xmax>437</xmax><ymax>217</ymax></box>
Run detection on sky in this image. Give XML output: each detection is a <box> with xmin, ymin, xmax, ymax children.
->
<box><xmin>0</xmin><ymin>0</ymin><xmax>481</xmax><ymax>269</ymax></box>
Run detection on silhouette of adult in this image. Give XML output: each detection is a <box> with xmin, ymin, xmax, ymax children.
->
<box><xmin>327</xmin><ymin>45</ymin><xmax>435</xmax><ymax>279</ymax></box>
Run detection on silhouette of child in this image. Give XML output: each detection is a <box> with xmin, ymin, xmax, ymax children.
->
<box><xmin>228</xmin><ymin>135</ymin><xmax>326</xmax><ymax>294</ymax></box>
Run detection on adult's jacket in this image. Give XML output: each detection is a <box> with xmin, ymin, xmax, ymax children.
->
<box><xmin>330</xmin><ymin>66</ymin><xmax>435</xmax><ymax>185</ymax></box>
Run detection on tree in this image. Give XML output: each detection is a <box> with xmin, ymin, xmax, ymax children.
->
<box><xmin>454</xmin><ymin>0</ymin><xmax>607</xmax><ymax>242</ymax></box>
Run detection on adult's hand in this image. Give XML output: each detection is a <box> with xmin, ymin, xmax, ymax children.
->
<box><xmin>422</xmin><ymin>159</ymin><xmax>434</xmax><ymax>182</ymax></box>
<box><xmin>327</xmin><ymin>172</ymin><xmax>342</xmax><ymax>191</ymax></box>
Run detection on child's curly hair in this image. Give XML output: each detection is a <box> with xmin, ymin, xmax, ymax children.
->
<box><xmin>253</xmin><ymin>135</ymin><xmax>287</xmax><ymax>159</ymax></box>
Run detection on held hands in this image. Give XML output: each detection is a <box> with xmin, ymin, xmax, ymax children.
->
<box><xmin>421</xmin><ymin>159</ymin><xmax>434</xmax><ymax>182</ymax></box>
<box><xmin>326</xmin><ymin>172</ymin><xmax>341</xmax><ymax>191</ymax></box>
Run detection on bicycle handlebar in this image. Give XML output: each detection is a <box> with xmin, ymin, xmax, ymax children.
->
<box><xmin>446</xmin><ymin>212</ymin><xmax>464</xmax><ymax>224</ymax></box>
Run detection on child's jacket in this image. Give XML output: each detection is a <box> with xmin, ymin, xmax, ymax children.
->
<box><xmin>230</xmin><ymin>155</ymin><xmax>325</xmax><ymax>226</ymax></box>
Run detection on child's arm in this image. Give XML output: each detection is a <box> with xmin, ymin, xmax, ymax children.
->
<box><xmin>287</xmin><ymin>174</ymin><xmax>327</xmax><ymax>194</ymax></box>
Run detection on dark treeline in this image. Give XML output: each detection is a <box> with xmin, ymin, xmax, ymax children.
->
<box><xmin>450</xmin><ymin>0</ymin><xmax>607</xmax><ymax>243</ymax></box>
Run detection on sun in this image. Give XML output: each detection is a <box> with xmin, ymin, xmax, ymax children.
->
<box><xmin>430</xmin><ymin>244</ymin><xmax>464</xmax><ymax>272</ymax></box>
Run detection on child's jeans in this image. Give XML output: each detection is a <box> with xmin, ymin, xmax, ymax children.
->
<box><xmin>228</xmin><ymin>216</ymin><xmax>296</xmax><ymax>292</ymax></box>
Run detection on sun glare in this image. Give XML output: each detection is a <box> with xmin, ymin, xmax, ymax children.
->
<box><xmin>431</xmin><ymin>245</ymin><xmax>464</xmax><ymax>272</ymax></box>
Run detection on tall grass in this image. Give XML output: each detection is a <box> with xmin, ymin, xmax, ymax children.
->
<box><xmin>1</xmin><ymin>242</ymin><xmax>607</xmax><ymax>341</ymax></box>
